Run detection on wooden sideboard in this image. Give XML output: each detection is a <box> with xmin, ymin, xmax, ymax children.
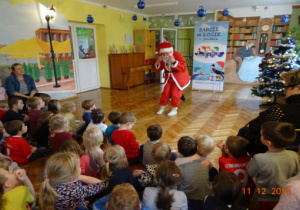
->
<box><xmin>109</xmin><ymin>53</ymin><xmax>153</xmax><ymax>89</ymax></box>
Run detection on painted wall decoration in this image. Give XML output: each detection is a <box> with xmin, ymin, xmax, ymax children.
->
<box><xmin>76</xmin><ymin>27</ymin><xmax>96</xmax><ymax>59</ymax></box>
<box><xmin>0</xmin><ymin>0</ymin><xmax>75</xmax><ymax>100</ymax></box>
<box><xmin>192</xmin><ymin>22</ymin><xmax>229</xmax><ymax>91</ymax></box>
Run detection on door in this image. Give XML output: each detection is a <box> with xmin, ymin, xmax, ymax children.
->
<box><xmin>159</xmin><ymin>28</ymin><xmax>177</xmax><ymax>83</ymax></box>
<box><xmin>69</xmin><ymin>23</ymin><xmax>100</xmax><ymax>93</ymax></box>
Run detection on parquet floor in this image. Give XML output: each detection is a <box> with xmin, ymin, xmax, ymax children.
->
<box><xmin>23</xmin><ymin>81</ymin><xmax>269</xmax><ymax>203</ymax></box>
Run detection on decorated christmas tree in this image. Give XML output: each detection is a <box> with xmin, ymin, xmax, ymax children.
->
<box><xmin>251</xmin><ymin>34</ymin><xmax>299</xmax><ymax>103</ymax></box>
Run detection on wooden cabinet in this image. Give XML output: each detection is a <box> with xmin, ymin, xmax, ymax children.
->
<box><xmin>134</xmin><ymin>30</ymin><xmax>156</xmax><ymax>60</ymax></box>
<box><xmin>269</xmin><ymin>15</ymin><xmax>291</xmax><ymax>51</ymax></box>
<box><xmin>109</xmin><ymin>53</ymin><xmax>152</xmax><ymax>89</ymax></box>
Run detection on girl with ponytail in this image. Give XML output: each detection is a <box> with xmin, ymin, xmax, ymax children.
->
<box><xmin>39</xmin><ymin>152</ymin><xmax>104</xmax><ymax>210</ymax></box>
<box><xmin>143</xmin><ymin>161</ymin><xmax>188</xmax><ymax>210</ymax></box>
<box><xmin>99</xmin><ymin>145</ymin><xmax>134</xmax><ymax>195</ymax></box>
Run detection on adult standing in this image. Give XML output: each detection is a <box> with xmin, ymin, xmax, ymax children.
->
<box><xmin>154</xmin><ymin>42</ymin><xmax>190</xmax><ymax>116</ymax></box>
<box><xmin>238</xmin><ymin>68</ymin><xmax>300</xmax><ymax>155</ymax></box>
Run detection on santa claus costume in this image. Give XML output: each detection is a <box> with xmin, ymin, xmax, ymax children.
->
<box><xmin>154</xmin><ymin>42</ymin><xmax>190</xmax><ymax>116</ymax></box>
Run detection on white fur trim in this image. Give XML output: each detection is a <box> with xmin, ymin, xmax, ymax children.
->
<box><xmin>160</xmin><ymin>47</ymin><xmax>173</xmax><ymax>53</ymax></box>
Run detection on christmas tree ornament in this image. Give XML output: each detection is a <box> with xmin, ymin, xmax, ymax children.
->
<box><xmin>197</xmin><ymin>6</ymin><xmax>206</xmax><ymax>17</ymax></box>
<box><xmin>281</xmin><ymin>14</ymin><xmax>289</xmax><ymax>23</ymax></box>
<box><xmin>174</xmin><ymin>19</ymin><xmax>180</xmax><ymax>27</ymax></box>
<box><xmin>132</xmin><ymin>14</ymin><xmax>138</xmax><ymax>21</ymax></box>
<box><xmin>222</xmin><ymin>8</ymin><xmax>229</xmax><ymax>16</ymax></box>
<box><xmin>137</xmin><ymin>0</ymin><xmax>145</xmax><ymax>9</ymax></box>
<box><xmin>86</xmin><ymin>14</ymin><xmax>94</xmax><ymax>23</ymax></box>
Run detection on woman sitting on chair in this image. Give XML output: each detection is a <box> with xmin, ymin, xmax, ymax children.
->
<box><xmin>238</xmin><ymin>68</ymin><xmax>300</xmax><ymax>155</ymax></box>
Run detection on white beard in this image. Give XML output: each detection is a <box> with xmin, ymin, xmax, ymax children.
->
<box><xmin>162</xmin><ymin>51</ymin><xmax>173</xmax><ymax>64</ymax></box>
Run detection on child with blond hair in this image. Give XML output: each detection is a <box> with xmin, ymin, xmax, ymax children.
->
<box><xmin>83</xmin><ymin>127</ymin><xmax>105</xmax><ymax>177</ymax></box>
<box><xmin>39</xmin><ymin>152</ymin><xmax>105</xmax><ymax>210</ymax></box>
<box><xmin>100</xmin><ymin>145</ymin><xmax>134</xmax><ymax>195</ymax></box>
<box><xmin>61</xmin><ymin>101</ymin><xmax>77</xmax><ymax>133</ymax></box>
<box><xmin>111</xmin><ymin>112</ymin><xmax>141</xmax><ymax>165</ymax></box>
<box><xmin>0</xmin><ymin>168</ymin><xmax>35</xmax><ymax>209</ymax></box>
<box><xmin>48</xmin><ymin>114</ymin><xmax>72</xmax><ymax>152</ymax></box>
<box><xmin>27</xmin><ymin>96</ymin><xmax>44</xmax><ymax>136</ymax></box>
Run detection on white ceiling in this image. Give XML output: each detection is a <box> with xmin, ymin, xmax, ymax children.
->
<box><xmin>78</xmin><ymin>0</ymin><xmax>300</xmax><ymax>16</ymax></box>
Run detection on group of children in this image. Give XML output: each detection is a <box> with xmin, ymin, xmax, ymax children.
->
<box><xmin>0</xmin><ymin>94</ymin><xmax>299</xmax><ymax>210</ymax></box>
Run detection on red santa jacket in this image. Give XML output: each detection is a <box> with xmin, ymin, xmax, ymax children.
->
<box><xmin>154</xmin><ymin>50</ymin><xmax>190</xmax><ymax>90</ymax></box>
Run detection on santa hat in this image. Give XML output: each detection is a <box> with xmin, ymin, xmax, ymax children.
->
<box><xmin>155</xmin><ymin>42</ymin><xmax>173</xmax><ymax>54</ymax></box>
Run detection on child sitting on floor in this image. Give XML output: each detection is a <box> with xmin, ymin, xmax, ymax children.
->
<box><xmin>111</xmin><ymin>112</ymin><xmax>141</xmax><ymax>165</ymax></box>
<box><xmin>48</xmin><ymin>114</ymin><xmax>72</xmax><ymax>152</ymax></box>
<box><xmin>39</xmin><ymin>152</ymin><xmax>105</xmax><ymax>210</ymax></box>
<box><xmin>105</xmin><ymin>111</ymin><xmax>122</xmax><ymax>145</ymax></box>
<box><xmin>83</xmin><ymin>128</ymin><xmax>105</xmax><ymax>177</ymax></box>
<box><xmin>4</xmin><ymin>120</ymin><xmax>47</xmax><ymax>164</ymax></box>
<box><xmin>81</xmin><ymin>99</ymin><xmax>96</xmax><ymax>126</ymax></box>
<box><xmin>175</xmin><ymin>136</ymin><xmax>212</xmax><ymax>210</ymax></box>
<box><xmin>0</xmin><ymin>100</ymin><xmax>9</xmax><ymax>121</ymax></box>
<box><xmin>0</xmin><ymin>167</ymin><xmax>35</xmax><ymax>209</ymax></box>
<box><xmin>59</xmin><ymin>139</ymin><xmax>90</xmax><ymax>175</ymax></box>
<box><xmin>1</xmin><ymin>97</ymin><xmax>29</xmax><ymax>125</ymax></box>
<box><xmin>34</xmin><ymin>111</ymin><xmax>53</xmax><ymax>147</ymax></box>
<box><xmin>217</xmin><ymin>136</ymin><xmax>255</xmax><ymax>202</ymax></box>
<box><xmin>247</xmin><ymin>121</ymin><xmax>299</xmax><ymax>210</ymax></box>
<box><xmin>39</xmin><ymin>93</ymin><xmax>51</xmax><ymax>111</ymax></box>
<box><xmin>61</xmin><ymin>101</ymin><xmax>77</xmax><ymax>133</ymax></box>
<box><xmin>203</xmin><ymin>171</ymin><xmax>246</xmax><ymax>210</ymax></box>
<box><xmin>27</xmin><ymin>96</ymin><xmax>44</xmax><ymax>136</ymax></box>
<box><xmin>48</xmin><ymin>99</ymin><xmax>61</xmax><ymax>114</ymax></box>
<box><xmin>86</xmin><ymin>108</ymin><xmax>108</xmax><ymax>133</ymax></box>
<box><xmin>143</xmin><ymin>161</ymin><xmax>188</xmax><ymax>210</ymax></box>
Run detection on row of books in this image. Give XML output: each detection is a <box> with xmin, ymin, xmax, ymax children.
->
<box><xmin>271</xmin><ymin>33</ymin><xmax>284</xmax><ymax>39</ymax></box>
<box><xmin>229</xmin><ymin>26</ymin><xmax>258</xmax><ymax>33</ymax></box>
<box><xmin>227</xmin><ymin>40</ymin><xmax>256</xmax><ymax>46</ymax></box>
<box><xmin>270</xmin><ymin>40</ymin><xmax>281</xmax><ymax>46</ymax></box>
<box><xmin>228</xmin><ymin>33</ymin><xmax>257</xmax><ymax>40</ymax></box>
<box><xmin>272</xmin><ymin>26</ymin><xmax>289</xmax><ymax>32</ymax></box>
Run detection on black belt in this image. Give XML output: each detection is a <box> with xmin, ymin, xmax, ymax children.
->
<box><xmin>167</xmin><ymin>70</ymin><xmax>178</xmax><ymax>73</ymax></box>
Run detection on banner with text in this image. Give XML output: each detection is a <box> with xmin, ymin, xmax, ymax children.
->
<box><xmin>192</xmin><ymin>22</ymin><xmax>229</xmax><ymax>91</ymax></box>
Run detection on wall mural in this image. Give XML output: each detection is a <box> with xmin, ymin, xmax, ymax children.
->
<box><xmin>0</xmin><ymin>0</ymin><xmax>76</xmax><ymax>100</ymax></box>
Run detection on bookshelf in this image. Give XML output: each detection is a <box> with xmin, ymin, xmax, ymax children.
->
<box><xmin>269</xmin><ymin>15</ymin><xmax>291</xmax><ymax>51</ymax></box>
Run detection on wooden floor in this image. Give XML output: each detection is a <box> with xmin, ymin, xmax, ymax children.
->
<box><xmin>23</xmin><ymin>81</ymin><xmax>268</xmax><ymax>202</ymax></box>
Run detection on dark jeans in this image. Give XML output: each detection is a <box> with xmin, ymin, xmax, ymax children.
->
<box><xmin>188</xmin><ymin>199</ymin><xmax>203</xmax><ymax>210</ymax></box>
<box><xmin>28</xmin><ymin>147</ymin><xmax>47</xmax><ymax>162</ymax></box>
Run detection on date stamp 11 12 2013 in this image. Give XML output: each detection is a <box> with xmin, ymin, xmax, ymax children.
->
<box><xmin>243</xmin><ymin>188</ymin><xmax>291</xmax><ymax>195</ymax></box>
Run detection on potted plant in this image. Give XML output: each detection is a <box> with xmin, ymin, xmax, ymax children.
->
<box><xmin>27</xmin><ymin>64</ymin><xmax>32</xmax><ymax>77</ymax></box>
<box><xmin>62</xmin><ymin>60</ymin><xmax>70</xmax><ymax>79</ymax></box>
<box><xmin>44</xmin><ymin>61</ymin><xmax>53</xmax><ymax>82</ymax></box>
<box><xmin>32</xmin><ymin>65</ymin><xmax>40</xmax><ymax>83</ymax></box>
<box><xmin>22</xmin><ymin>63</ymin><xmax>27</xmax><ymax>75</ymax></box>
<box><xmin>55</xmin><ymin>60</ymin><xmax>61</xmax><ymax>80</ymax></box>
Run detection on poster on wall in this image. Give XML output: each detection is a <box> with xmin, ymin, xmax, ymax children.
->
<box><xmin>0</xmin><ymin>0</ymin><xmax>76</xmax><ymax>100</ymax></box>
<box><xmin>192</xmin><ymin>22</ymin><xmax>229</xmax><ymax>91</ymax></box>
<box><xmin>76</xmin><ymin>27</ymin><xmax>96</xmax><ymax>59</ymax></box>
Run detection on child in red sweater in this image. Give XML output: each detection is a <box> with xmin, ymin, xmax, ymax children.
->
<box><xmin>111</xmin><ymin>112</ymin><xmax>141</xmax><ymax>165</ymax></box>
<box><xmin>48</xmin><ymin>114</ymin><xmax>72</xmax><ymax>152</ymax></box>
<box><xmin>4</xmin><ymin>120</ymin><xmax>47</xmax><ymax>164</ymax></box>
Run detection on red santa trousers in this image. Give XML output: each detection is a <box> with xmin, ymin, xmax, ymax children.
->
<box><xmin>159</xmin><ymin>77</ymin><xmax>183</xmax><ymax>108</ymax></box>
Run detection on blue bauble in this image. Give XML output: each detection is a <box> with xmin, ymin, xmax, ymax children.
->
<box><xmin>86</xmin><ymin>14</ymin><xmax>94</xmax><ymax>23</ymax></box>
<box><xmin>137</xmin><ymin>0</ymin><xmax>145</xmax><ymax>9</ymax></box>
<box><xmin>222</xmin><ymin>8</ymin><xmax>229</xmax><ymax>16</ymax></box>
<box><xmin>281</xmin><ymin>15</ymin><xmax>289</xmax><ymax>23</ymax></box>
<box><xmin>197</xmin><ymin>6</ymin><xmax>206</xmax><ymax>17</ymax></box>
<box><xmin>132</xmin><ymin>14</ymin><xmax>138</xmax><ymax>21</ymax></box>
<box><xmin>174</xmin><ymin>19</ymin><xmax>180</xmax><ymax>27</ymax></box>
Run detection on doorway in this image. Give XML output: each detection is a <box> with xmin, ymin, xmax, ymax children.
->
<box><xmin>69</xmin><ymin>23</ymin><xmax>100</xmax><ymax>93</ymax></box>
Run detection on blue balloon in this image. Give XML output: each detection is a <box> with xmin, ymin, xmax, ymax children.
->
<box><xmin>137</xmin><ymin>0</ymin><xmax>145</xmax><ymax>9</ymax></box>
<box><xmin>281</xmin><ymin>15</ymin><xmax>289</xmax><ymax>23</ymax></box>
<box><xmin>132</xmin><ymin>14</ymin><xmax>138</xmax><ymax>21</ymax></box>
<box><xmin>222</xmin><ymin>9</ymin><xmax>229</xmax><ymax>16</ymax></box>
<box><xmin>197</xmin><ymin>7</ymin><xmax>206</xmax><ymax>17</ymax></box>
<box><xmin>174</xmin><ymin>19</ymin><xmax>180</xmax><ymax>27</ymax></box>
<box><xmin>86</xmin><ymin>14</ymin><xmax>94</xmax><ymax>23</ymax></box>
